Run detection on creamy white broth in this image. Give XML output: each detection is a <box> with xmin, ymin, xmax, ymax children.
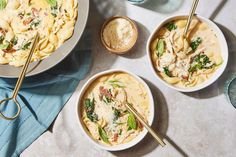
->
<box><xmin>151</xmin><ymin>18</ymin><xmax>223</xmax><ymax>88</ymax></box>
<box><xmin>81</xmin><ymin>72</ymin><xmax>150</xmax><ymax>146</ymax></box>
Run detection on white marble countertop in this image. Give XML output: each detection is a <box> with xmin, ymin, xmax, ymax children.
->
<box><xmin>22</xmin><ymin>0</ymin><xmax>236</xmax><ymax>157</ymax></box>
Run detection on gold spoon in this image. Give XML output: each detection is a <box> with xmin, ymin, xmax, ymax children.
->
<box><xmin>183</xmin><ymin>0</ymin><xmax>200</xmax><ymax>38</ymax></box>
<box><xmin>0</xmin><ymin>33</ymin><xmax>39</xmax><ymax>120</ymax></box>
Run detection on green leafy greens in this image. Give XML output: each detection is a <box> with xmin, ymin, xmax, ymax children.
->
<box><xmin>163</xmin><ymin>67</ymin><xmax>171</xmax><ymax>77</ymax></box>
<box><xmin>84</xmin><ymin>98</ymin><xmax>98</xmax><ymax>122</ymax></box>
<box><xmin>50</xmin><ymin>4</ymin><xmax>58</xmax><ymax>17</ymax></box>
<box><xmin>21</xmin><ymin>41</ymin><xmax>32</xmax><ymax>50</ymax></box>
<box><xmin>113</xmin><ymin>107</ymin><xmax>121</xmax><ymax>122</ymax></box>
<box><xmin>165</xmin><ymin>22</ymin><xmax>177</xmax><ymax>31</ymax></box>
<box><xmin>156</xmin><ymin>39</ymin><xmax>165</xmax><ymax>57</ymax></box>
<box><xmin>189</xmin><ymin>54</ymin><xmax>215</xmax><ymax>72</ymax></box>
<box><xmin>98</xmin><ymin>126</ymin><xmax>109</xmax><ymax>144</ymax></box>
<box><xmin>0</xmin><ymin>0</ymin><xmax>6</xmax><ymax>10</ymax></box>
<box><xmin>190</xmin><ymin>37</ymin><xmax>202</xmax><ymax>51</ymax></box>
<box><xmin>46</xmin><ymin>0</ymin><xmax>57</xmax><ymax>7</ymax></box>
<box><xmin>30</xmin><ymin>20</ymin><xmax>40</xmax><ymax>29</ymax></box>
<box><xmin>127</xmin><ymin>113</ymin><xmax>137</xmax><ymax>130</ymax></box>
<box><xmin>0</xmin><ymin>42</ymin><xmax>9</xmax><ymax>50</ymax></box>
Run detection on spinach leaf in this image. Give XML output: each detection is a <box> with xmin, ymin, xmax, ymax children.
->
<box><xmin>86</xmin><ymin>113</ymin><xmax>98</xmax><ymax>122</ymax></box>
<box><xmin>46</xmin><ymin>0</ymin><xmax>57</xmax><ymax>7</ymax></box>
<box><xmin>156</xmin><ymin>39</ymin><xmax>164</xmax><ymax>57</ymax></box>
<box><xmin>127</xmin><ymin>113</ymin><xmax>137</xmax><ymax>130</ymax></box>
<box><xmin>113</xmin><ymin>108</ymin><xmax>121</xmax><ymax>121</ymax></box>
<box><xmin>0</xmin><ymin>42</ymin><xmax>9</xmax><ymax>50</ymax></box>
<box><xmin>30</xmin><ymin>20</ymin><xmax>40</xmax><ymax>29</ymax></box>
<box><xmin>98</xmin><ymin>126</ymin><xmax>109</xmax><ymax>144</ymax></box>
<box><xmin>189</xmin><ymin>54</ymin><xmax>214</xmax><ymax>72</ymax></box>
<box><xmin>165</xmin><ymin>22</ymin><xmax>177</xmax><ymax>31</ymax></box>
<box><xmin>190</xmin><ymin>37</ymin><xmax>202</xmax><ymax>51</ymax></box>
<box><xmin>85</xmin><ymin>98</ymin><xmax>98</xmax><ymax>122</ymax></box>
<box><xmin>0</xmin><ymin>0</ymin><xmax>6</xmax><ymax>10</ymax></box>
<box><xmin>21</xmin><ymin>41</ymin><xmax>32</xmax><ymax>50</ymax></box>
<box><xmin>163</xmin><ymin>67</ymin><xmax>171</xmax><ymax>77</ymax></box>
<box><xmin>103</xmin><ymin>96</ymin><xmax>112</xmax><ymax>104</ymax></box>
<box><xmin>50</xmin><ymin>4</ymin><xmax>58</xmax><ymax>17</ymax></box>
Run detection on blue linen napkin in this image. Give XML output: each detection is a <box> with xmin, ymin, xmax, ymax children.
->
<box><xmin>0</xmin><ymin>29</ymin><xmax>92</xmax><ymax>157</ymax></box>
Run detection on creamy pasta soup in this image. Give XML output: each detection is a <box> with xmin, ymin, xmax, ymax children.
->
<box><xmin>151</xmin><ymin>18</ymin><xmax>223</xmax><ymax>88</ymax></box>
<box><xmin>0</xmin><ymin>0</ymin><xmax>78</xmax><ymax>66</ymax></box>
<box><xmin>81</xmin><ymin>72</ymin><xmax>150</xmax><ymax>146</ymax></box>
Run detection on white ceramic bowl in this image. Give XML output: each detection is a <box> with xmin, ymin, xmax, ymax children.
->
<box><xmin>76</xmin><ymin>69</ymin><xmax>154</xmax><ymax>151</ymax></box>
<box><xmin>147</xmin><ymin>14</ymin><xmax>228</xmax><ymax>92</ymax></box>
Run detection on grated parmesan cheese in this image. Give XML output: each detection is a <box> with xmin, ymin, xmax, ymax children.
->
<box><xmin>103</xmin><ymin>18</ymin><xmax>135</xmax><ymax>51</ymax></box>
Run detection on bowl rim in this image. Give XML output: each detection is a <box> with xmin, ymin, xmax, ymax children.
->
<box><xmin>76</xmin><ymin>69</ymin><xmax>155</xmax><ymax>151</ymax></box>
<box><xmin>146</xmin><ymin>14</ymin><xmax>229</xmax><ymax>92</ymax></box>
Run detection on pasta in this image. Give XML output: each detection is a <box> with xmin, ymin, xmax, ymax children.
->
<box><xmin>0</xmin><ymin>0</ymin><xmax>78</xmax><ymax>67</ymax></box>
<box><xmin>81</xmin><ymin>72</ymin><xmax>150</xmax><ymax>146</ymax></box>
<box><xmin>151</xmin><ymin>18</ymin><xmax>223</xmax><ymax>88</ymax></box>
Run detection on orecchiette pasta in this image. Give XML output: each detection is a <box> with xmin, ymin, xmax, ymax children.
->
<box><xmin>0</xmin><ymin>0</ymin><xmax>78</xmax><ymax>67</ymax></box>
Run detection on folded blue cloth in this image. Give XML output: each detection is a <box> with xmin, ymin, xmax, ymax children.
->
<box><xmin>0</xmin><ymin>30</ymin><xmax>92</xmax><ymax>157</ymax></box>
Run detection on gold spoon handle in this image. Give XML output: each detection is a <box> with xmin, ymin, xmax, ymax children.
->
<box><xmin>183</xmin><ymin>0</ymin><xmax>200</xmax><ymax>38</ymax></box>
<box><xmin>12</xmin><ymin>33</ymin><xmax>39</xmax><ymax>99</ymax></box>
<box><xmin>0</xmin><ymin>33</ymin><xmax>39</xmax><ymax>120</ymax></box>
<box><xmin>125</xmin><ymin>103</ymin><xmax>166</xmax><ymax>147</ymax></box>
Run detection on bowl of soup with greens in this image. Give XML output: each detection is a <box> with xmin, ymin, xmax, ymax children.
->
<box><xmin>77</xmin><ymin>69</ymin><xmax>154</xmax><ymax>151</ymax></box>
<box><xmin>147</xmin><ymin>15</ymin><xmax>228</xmax><ymax>92</ymax></box>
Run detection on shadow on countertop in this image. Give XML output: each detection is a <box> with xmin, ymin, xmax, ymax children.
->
<box><xmin>121</xmin><ymin>21</ymin><xmax>150</xmax><ymax>59</ymax></box>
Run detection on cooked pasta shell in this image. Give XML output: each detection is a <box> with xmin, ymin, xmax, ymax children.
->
<box><xmin>151</xmin><ymin>38</ymin><xmax>158</xmax><ymax>52</ymax></box>
<box><xmin>160</xmin><ymin>72</ymin><xmax>180</xmax><ymax>84</ymax></box>
<box><xmin>38</xmin><ymin>38</ymin><xmax>49</xmax><ymax>50</ymax></box>
<box><xmin>6</xmin><ymin>0</ymin><xmax>20</xmax><ymax>9</ymax></box>
<box><xmin>176</xmin><ymin>20</ymin><xmax>187</xmax><ymax>28</ymax></box>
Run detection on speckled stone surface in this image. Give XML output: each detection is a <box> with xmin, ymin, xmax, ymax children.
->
<box><xmin>22</xmin><ymin>0</ymin><xmax>236</xmax><ymax>157</ymax></box>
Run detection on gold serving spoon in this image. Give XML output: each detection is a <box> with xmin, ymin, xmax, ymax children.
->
<box><xmin>125</xmin><ymin>102</ymin><xmax>166</xmax><ymax>147</ymax></box>
<box><xmin>183</xmin><ymin>0</ymin><xmax>200</xmax><ymax>38</ymax></box>
<box><xmin>0</xmin><ymin>33</ymin><xmax>39</xmax><ymax>120</ymax></box>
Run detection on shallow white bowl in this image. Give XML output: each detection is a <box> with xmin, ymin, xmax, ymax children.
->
<box><xmin>147</xmin><ymin>14</ymin><xmax>228</xmax><ymax>92</ymax></box>
<box><xmin>76</xmin><ymin>69</ymin><xmax>155</xmax><ymax>151</ymax></box>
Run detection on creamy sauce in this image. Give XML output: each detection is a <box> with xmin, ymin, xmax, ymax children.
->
<box><xmin>151</xmin><ymin>18</ymin><xmax>223</xmax><ymax>88</ymax></box>
<box><xmin>0</xmin><ymin>0</ymin><xmax>78</xmax><ymax>66</ymax></box>
<box><xmin>81</xmin><ymin>72</ymin><xmax>150</xmax><ymax>146</ymax></box>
